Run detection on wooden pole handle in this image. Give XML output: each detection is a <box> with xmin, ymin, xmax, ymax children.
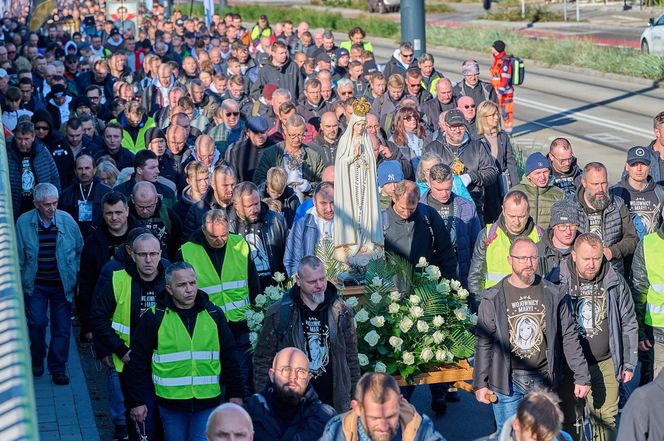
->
<box><xmin>452</xmin><ymin>382</ymin><xmax>497</xmax><ymax>403</ymax></box>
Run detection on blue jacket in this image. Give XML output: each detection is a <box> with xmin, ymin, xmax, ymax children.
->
<box><xmin>16</xmin><ymin>209</ymin><xmax>83</xmax><ymax>301</ymax></box>
<box><xmin>421</xmin><ymin>191</ymin><xmax>481</xmax><ymax>288</ymax></box>
<box><xmin>284</xmin><ymin>212</ymin><xmax>320</xmax><ymax>277</ymax></box>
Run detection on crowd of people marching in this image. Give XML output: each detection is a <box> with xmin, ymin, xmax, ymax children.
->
<box><xmin>4</xmin><ymin>1</ymin><xmax>664</xmax><ymax>440</ymax></box>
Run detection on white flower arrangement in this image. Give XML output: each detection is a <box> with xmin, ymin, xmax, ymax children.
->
<box><xmin>246</xmin><ymin>272</ymin><xmax>294</xmax><ymax>351</ymax></box>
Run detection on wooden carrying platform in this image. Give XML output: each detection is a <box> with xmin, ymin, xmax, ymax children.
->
<box><xmin>394</xmin><ymin>360</ymin><xmax>473</xmax><ymax>386</ymax></box>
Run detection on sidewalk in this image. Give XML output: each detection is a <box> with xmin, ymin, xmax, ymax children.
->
<box><xmin>34</xmin><ymin>331</ymin><xmax>100</xmax><ymax>441</ymax></box>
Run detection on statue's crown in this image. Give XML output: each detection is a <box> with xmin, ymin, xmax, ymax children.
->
<box><xmin>352</xmin><ymin>97</ymin><xmax>371</xmax><ymax>117</ymax></box>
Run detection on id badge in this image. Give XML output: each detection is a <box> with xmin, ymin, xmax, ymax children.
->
<box><xmin>78</xmin><ymin>200</ymin><xmax>93</xmax><ymax>222</ymax></box>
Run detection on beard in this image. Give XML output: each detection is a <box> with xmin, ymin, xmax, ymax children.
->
<box><xmin>587</xmin><ymin>191</ymin><xmax>611</xmax><ymax>211</ymax></box>
<box><xmin>272</xmin><ymin>381</ymin><xmax>303</xmax><ymax>406</ymax></box>
<box><xmin>516</xmin><ymin>271</ymin><xmax>536</xmax><ymax>286</ymax></box>
<box><xmin>367</xmin><ymin>425</ymin><xmax>397</xmax><ymax>441</ymax></box>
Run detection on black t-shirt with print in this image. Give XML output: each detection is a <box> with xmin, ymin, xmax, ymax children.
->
<box><xmin>427</xmin><ymin>196</ymin><xmax>456</xmax><ymax>248</ymax></box>
<box><xmin>503</xmin><ymin>278</ymin><xmax>548</xmax><ymax>371</ymax></box>
<box><xmin>298</xmin><ymin>301</ymin><xmax>333</xmax><ymax>407</ymax></box>
<box><xmin>570</xmin><ymin>279</ymin><xmax>611</xmax><ymax>364</ymax></box>
<box><xmin>20</xmin><ymin>153</ymin><xmax>36</xmax><ymax>214</ymax></box>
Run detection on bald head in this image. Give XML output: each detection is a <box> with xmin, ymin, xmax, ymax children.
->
<box><xmin>271</xmin><ymin>347</ymin><xmax>309</xmax><ymax>371</ymax></box>
<box><xmin>268</xmin><ymin>347</ymin><xmax>311</xmax><ymax>402</ymax></box>
<box><xmin>206</xmin><ymin>403</ymin><xmax>253</xmax><ymax>441</ymax></box>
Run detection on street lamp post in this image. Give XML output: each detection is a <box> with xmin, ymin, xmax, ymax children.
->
<box><xmin>400</xmin><ymin>0</ymin><xmax>426</xmax><ymax>57</ymax></box>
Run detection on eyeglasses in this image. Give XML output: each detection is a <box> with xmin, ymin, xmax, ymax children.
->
<box><xmin>554</xmin><ymin>224</ymin><xmax>577</xmax><ymax>231</ymax></box>
<box><xmin>35</xmin><ymin>126</ymin><xmax>49</xmax><ymax>131</ymax></box>
<box><xmin>225</xmin><ymin>111</ymin><xmax>240</xmax><ymax>117</ymax></box>
<box><xmin>510</xmin><ymin>255</ymin><xmax>538</xmax><ymax>264</ymax></box>
<box><xmin>7</xmin><ymin>50</ymin><xmax>15</xmax><ymax>54</ymax></box>
<box><xmin>275</xmin><ymin>366</ymin><xmax>310</xmax><ymax>380</ymax></box>
<box><xmin>134</xmin><ymin>201</ymin><xmax>157</xmax><ymax>211</ymax></box>
<box><xmin>401</xmin><ymin>52</ymin><xmax>413</xmax><ymax>59</ymax></box>
<box><xmin>287</xmin><ymin>132</ymin><xmax>305</xmax><ymax>139</ymax></box>
<box><xmin>407</xmin><ymin>82</ymin><xmax>420</xmax><ymax>88</ymax></box>
<box><xmin>462</xmin><ymin>105</ymin><xmax>476</xmax><ymax>109</ymax></box>
<box><xmin>339</xmin><ymin>90</ymin><xmax>354</xmax><ymax>96</ymax></box>
<box><xmin>133</xmin><ymin>251</ymin><xmax>161</xmax><ymax>259</ymax></box>
<box><xmin>550</xmin><ymin>155</ymin><xmax>573</xmax><ymax>165</ymax></box>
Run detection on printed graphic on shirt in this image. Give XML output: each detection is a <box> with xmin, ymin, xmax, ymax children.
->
<box><xmin>140</xmin><ymin>290</ymin><xmax>157</xmax><ymax>313</ymax></box>
<box><xmin>245</xmin><ymin>231</ymin><xmax>271</xmax><ymax>275</ymax></box>
<box><xmin>587</xmin><ymin>212</ymin><xmax>603</xmax><ymax>239</ymax></box>
<box><xmin>571</xmin><ymin>283</ymin><xmax>607</xmax><ymax>338</ymax></box>
<box><xmin>21</xmin><ymin>158</ymin><xmax>35</xmax><ymax>196</ymax></box>
<box><xmin>629</xmin><ymin>195</ymin><xmax>661</xmax><ymax>238</ymax></box>
<box><xmin>303</xmin><ymin>316</ymin><xmax>330</xmax><ymax>378</ymax></box>
<box><xmin>553</xmin><ymin>176</ymin><xmax>576</xmax><ymax>197</ymax></box>
<box><xmin>507</xmin><ymin>296</ymin><xmax>546</xmax><ymax>360</ymax></box>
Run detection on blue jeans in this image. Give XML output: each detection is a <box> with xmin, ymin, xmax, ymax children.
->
<box><xmin>25</xmin><ymin>283</ymin><xmax>71</xmax><ymax>374</ymax></box>
<box><xmin>493</xmin><ymin>370</ymin><xmax>548</xmax><ymax>433</ymax></box>
<box><xmin>107</xmin><ymin>367</ymin><xmax>126</xmax><ymax>425</ymax></box>
<box><xmin>158</xmin><ymin>406</ymin><xmax>214</xmax><ymax>441</ymax></box>
<box><xmin>120</xmin><ymin>371</ymin><xmax>161</xmax><ymax>441</ymax></box>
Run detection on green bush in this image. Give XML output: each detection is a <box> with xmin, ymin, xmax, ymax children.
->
<box><xmin>483</xmin><ymin>4</ymin><xmax>564</xmax><ymax>22</ymax></box>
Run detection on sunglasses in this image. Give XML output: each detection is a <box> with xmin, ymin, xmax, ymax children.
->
<box><xmin>401</xmin><ymin>52</ymin><xmax>413</xmax><ymax>59</ymax></box>
<box><xmin>35</xmin><ymin>126</ymin><xmax>49</xmax><ymax>131</ymax></box>
<box><xmin>225</xmin><ymin>111</ymin><xmax>240</xmax><ymax>117</ymax></box>
<box><xmin>404</xmin><ymin>115</ymin><xmax>419</xmax><ymax>122</ymax></box>
<box><xmin>462</xmin><ymin>105</ymin><xmax>476</xmax><ymax>109</ymax></box>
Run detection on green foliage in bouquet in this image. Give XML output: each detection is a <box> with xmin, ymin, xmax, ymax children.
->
<box><xmin>348</xmin><ymin>254</ymin><xmax>476</xmax><ymax>382</ymax></box>
<box><xmin>245</xmin><ymin>272</ymin><xmax>294</xmax><ymax>350</ymax></box>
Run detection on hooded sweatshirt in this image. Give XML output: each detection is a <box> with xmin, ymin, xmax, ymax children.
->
<box><xmin>610</xmin><ymin>175</ymin><xmax>664</xmax><ymax>239</ymax></box>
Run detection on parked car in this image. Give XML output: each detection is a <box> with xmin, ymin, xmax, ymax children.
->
<box><xmin>368</xmin><ymin>0</ymin><xmax>400</xmax><ymax>13</ymax></box>
<box><xmin>640</xmin><ymin>14</ymin><xmax>664</xmax><ymax>54</ymax></box>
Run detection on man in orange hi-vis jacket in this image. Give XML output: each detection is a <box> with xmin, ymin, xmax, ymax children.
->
<box><xmin>490</xmin><ymin>40</ymin><xmax>514</xmax><ymax>134</ymax></box>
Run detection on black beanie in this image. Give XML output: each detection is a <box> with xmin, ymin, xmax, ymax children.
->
<box><xmin>144</xmin><ymin>127</ymin><xmax>166</xmax><ymax>146</ymax></box>
<box><xmin>492</xmin><ymin>40</ymin><xmax>506</xmax><ymax>53</ymax></box>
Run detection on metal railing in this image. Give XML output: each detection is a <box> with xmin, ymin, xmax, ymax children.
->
<box><xmin>0</xmin><ymin>124</ymin><xmax>39</xmax><ymax>440</ymax></box>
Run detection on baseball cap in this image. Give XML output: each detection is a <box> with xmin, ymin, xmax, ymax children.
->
<box><xmin>315</xmin><ymin>51</ymin><xmax>331</xmax><ymax>63</ymax></box>
<box><xmin>377</xmin><ymin>160</ymin><xmax>404</xmax><ymax>187</ymax></box>
<box><xmin>444</xmin><ymin>109</ymin><xmax>465</xmax><ymax>127</ymax></box>
<box><xmin>246</xmin><ymin>116</ymin><xmax>269</xmax><ymax>133</ymax></box>
<box><xmin>184</xmin><ymin>31</ymin><xmax>196</xmax><ymax>39</ymax></box>
<box><xmin>626</xmin><ymin>146</ymin><xmax>651</xmax><ymax>165</ymax></box>
<box><xmin>51</xmin><ymin>84</ymin><xmax>66</xmax><ymax>98</ymax></box>
<box><xmin>110</xmin><ymin>28</ymin><xmax>120</xmax><ymax>36</ymax></box>
<box><xmin>335</xmin><ymin>48</ymin><xmax>349</xmax><ymax>59</ymax></box>
<box><xmin>175</xmin><ymin>19</ymin><xmax>184</xmax><ymax>26</ymax></box>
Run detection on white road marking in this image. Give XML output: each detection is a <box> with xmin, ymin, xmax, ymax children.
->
<box><xmin>515</xmin><ymin>97</ymin><xmax>653</xmax><ymax>140</ymax></box>
<box><xmin>586</xmin><ymin>133</ymin><xmax>631</xmax><ymax>143</ymax></box>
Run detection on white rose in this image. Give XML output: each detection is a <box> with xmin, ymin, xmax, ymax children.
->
<box><xmin>416</xmin><ymin>320</ymin><xmax>429</xmax><ymax>333</ymax></box>
<box><xmin>421</xmin><ymin>347</ymin><xmax>434</xmax><ymax>363</ymax></box>
<box><xmin>425</xmin><ymin>265</ymin><xmax>442</xmax><ymax>280</ymax></box>
<box><xmin>249</xmin><ymin>332</ymin><xmax>258</xmax><ymax>346</ymax></box>
<box><xmin>388</xmin><ymin>303</ymin><xmax>400</xmax><ymax>314</ymax></box>
<box><xmin>389</xmin><ymin>336</ymin><xmax>403</xmax><ymax>350</ymax></box>
<box><xmin>371</xmin><ymin>276</ymin><xmax>383</xmax><ymax>288</ymax></box>
<box><xmin>445</xmin><ymin>350</ymin><xmax>454</xmax><ymax>363</ymax></box>
<box><xmin>409</xmin><ymin>295</ymin><xmax>420</xmax><ymax>305</ymax></box>
<box><xmin>245</xmin><ymin>310</ymin><xmax>255</xmax><ymax>321</ymax></box>
<box><xmin>375</xmin><ymin>361</ymin><xmax>387</xmax><ymax>373</ymax></box>
<box><xmin>252</xmin><ymin>312</ymin><xmax>265</xmax><ymax>325</ymax></box>
<box><xmin>435</xmin><ymin>348</ymin><xmax>447</xmax><ymax>362</ymax></box>
<box><xmin>370</xmin><ymin>292</ymin><xmax>383</xmax><ymax>304</ymax></box>
<box><xmin>345</xmin><ymin>296</ymin><xmax>359</xmax><ymax>308</ymax></box>
<box><xmin>364</xmin><ymin>330</ymin><xmax>380</xmax><ymax>347</ymax></box>
<box><xmin>389</xmin><ymin>291</ymin><xmax>401</xmax><ymax>302</ymax></box>
<box><xmin>432</xmin><ymin>315</ymin><xmax>445</xmax><ymax>327</ymax></box>
<box><xmin>265</xmin><ymin>286</ymin><xmax>282</xmax><ymax>300</ymax></box>
<box><xmin>437</xmin><ymin>281</ymin><xmax>451</xmax><ymax>295</ymax></box>
<box><xmin>254</xmin><ymin>294</ymin><xmax>267</xmax><ymax>308</ymax></box>
<box><xmin>416</xmin><ymin>257</ymin><xmax>429</xmax><ymax>268</ymax></box>
<box><xmin>370</xmin><ymin>315</ymin><xmax>386</xmax><ymax>328</ymax></box>
<box><xmin>399</xmin><ymin>317</ymin><xmax>414</xmax><ymax>333</ymax></box>
<box><xmin>358</xmin><ymin>353</ymin><xmax>369</xmax><ymax>366</ymax></box>
<box><xmin>457</xmin><ymin>288</ymin><xmax>470</xmax><ymax>300</ymax></box>
<box><xmin>454</xmin><ymin>307</ymin><xmax>467</xmax><ymax>321</ymax></box>
<box><xmin>409</xmin><ymin>306</ymin><xmax>424</xmax><ymax>318</ymax></box>
<box><xmin>432</xmin><ymin>330</ymin><xmax>445</xmax><ymax>344</ymax></box>
<box><xmin>402</xmin><ymin>352</ymin><xmax>415</xmax><ymax>365</ymax></box>
<box><xmin>469</xmin><ymin>313</ymin><xmax>478</xmax><ymax>325</ymax></box>
<box><xmin>450</xmin><ymin>280</ymin><xmax>462</xmax><ymax>291</ymax></box>
<box><xmin>355</xmin><ymin>308</ymin><xmax>370</xmax><ymax>323</ymax></box>
<box><xmin>273</xmin><ymin>272</ymin><xmax>286</xmax><ymax>283</ymax></box>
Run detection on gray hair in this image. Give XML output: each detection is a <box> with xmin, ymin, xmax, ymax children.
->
<box><xmin>232</xmin><ymin>181</ymin><xmax>259</xmax><ymax>202</ymax></box>
<box><xmin>322</xmin><ymin>30</ymin><xmax>334</xmax><ymax>40</ymax></box>
<box><xmin>272</xmin><ymin>88</ymin><xmax>292</xmax><ymax>101</ymax></box>
<box><xmin>336</xmin><ymin>78</ymin><xmax>353</xmax><ymax>91</ymax></box>
<box><xmin>203</xmin><ymin>208</ymin><xmax>228</xmax><ymax>227</ymax></box>
<box><xmin>132</xmin><ymin>181</ymin><xmax>158</xmax><ymax>198</ymax></box>
<box><xmin>221</xmin><ymin>98</ymin><xmax>240</xmax><ymax>112</ymax></box>
<box><xmin>33</xmin><ymin>182</ymin><xmax>59</xmax><ymax>203</ymax></box>
<box><xmin>415</xmin><ymin>151</ymin><xmax>443</xmax><ymax>181</ymax></box>
<box><xmin>165</xmin><ymin>261</ymin><xmax>195</xmax><ymax>285</ymax></box>
<box><xmin>131</xmin><ymin>232</ymin><xmax>160</xmax><ymax>251</ymax></box>
<box><xmin>297</xmin><ymin>255</ymin><xmax>324</xmax><ymax>278</ymax></box>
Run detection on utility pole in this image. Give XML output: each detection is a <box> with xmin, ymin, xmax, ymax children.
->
<box><xmin>400</xmin><ymin>0</ymin><xmax>426</xmax><ymax>57</ymax></box>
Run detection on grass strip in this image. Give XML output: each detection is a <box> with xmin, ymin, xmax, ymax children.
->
<box><xmin>180</xmin><ymin>4</ymin><xmax>664</xmax><ymax>80</ymax></box>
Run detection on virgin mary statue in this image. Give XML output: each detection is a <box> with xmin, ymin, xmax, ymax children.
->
<box><xmin>333</xmin><ymin>98</ymin><xmax>384</xmax><ymax>265</ymax></box>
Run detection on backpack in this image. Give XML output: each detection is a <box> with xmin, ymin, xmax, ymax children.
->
<box><xmin>510</xmin><ymin>56</ymin><xmax>525</xmax><ymax>86</ymax></box>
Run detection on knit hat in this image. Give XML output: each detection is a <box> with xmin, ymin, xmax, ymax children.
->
<box><xmin>524</xmin><ymin>152</ymin><xmax>550</xmax><ymax>176</ymax></box>
<box><xmin>492</xmin><ymin>40</ymin><xmax>506</xmax><ymax>53</ymax></box>
<box><xmin>377</xmin><ymin>160</ymin><xmax>404</xmax><ymax>187</ymax></box>
<box><xmin>70</xmin><ymin>95</ymin><xmax>92</xmax><ymax>111</ymax></box>
<box><xmin>363</xmin><ymin>60</ymin><xmax>378</xmax><ymax>75</ymax></box>
<box><xmin>144</xmin><ymin>127</ymin><xmax>166</xmax><ymax>146</ymax></box>
<box><xmin>550</xmin><ymin>199</ymin><xmax>578</xmax><ymax>227</ymax></box>
<box><xmin>262</xmin><ymin>83</ymin><xmax>278</xmax><ymax>101</ymax></box>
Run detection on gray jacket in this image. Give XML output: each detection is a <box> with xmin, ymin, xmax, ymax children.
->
<box><xmin>473</xmin><ymin>277</ymin><xmax>591</xmax><ymax>396</ymax></box>
<box><xmin>573</xmin><ymin>186</ymin><xmax>638</xmax><ymax>275</ymax></box>
<box><xmin>15</xmin><ymin>209</ymin><xmax>84</xmax><ymax>301</ymax></box>
<box><xmin>252</xmin><ymin>284</ymin><xmax>360</xmax><ymax>413</ymax></box>
<box><xmin>558</xmin><ymin>259</ymin><xmax>638</xmax><ymax>379</ymax></box>
<box><xmin>617</xmin><ymin>367</ymin><xmax>664</xmax><ymax>441</ymax></box>
<box><xmin>537</xmin><ymin>228</ymin><xmax>575</xmax><ymax>283</ymax></box>
<box><xmin>630</xmin><ymin>222</ymin><xmax>664</xmax><ymax>343</ymax></box>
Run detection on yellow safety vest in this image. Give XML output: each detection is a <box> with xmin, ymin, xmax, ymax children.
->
<box><xmin>484</xmin><ymin>224</ymin><xmax>542</xmax><ymax>289</ymax></box>
<box><xmin>643</xmin><ymin>232</ymin><xmax>664</xmax><ymax>327</ymax></box>
<box><xmin>111</xmin><ymin>270</ymin><xmax>133</xmax><ymax>372</ymax></box>
<box><xmin>179</xmin><ymin>234</ymin><xmax>250</xmax><ymax>322</ymax></box>
<box><xmin>151</xmin><ymin>307</ymin><xmax>221</xmax><ymax>400</ymax></box>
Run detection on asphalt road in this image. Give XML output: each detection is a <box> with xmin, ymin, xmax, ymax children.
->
<box><xmin>357</xmin><ymin>32</ymin><xmax>662</xmax><ymax>183</ymax></box>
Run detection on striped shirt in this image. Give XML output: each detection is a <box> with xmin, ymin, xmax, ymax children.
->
<box><xmin>36</xmin><ymin>218</ymin><xmax>59</xmax><ymax>283</ymax></box>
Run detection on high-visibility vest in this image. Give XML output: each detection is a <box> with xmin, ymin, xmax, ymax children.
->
<box><xmin>179</xmin><ymin>235</ymin><xmax>250</xmax><ymax>322</ymax></box>
<box><xmin>643</xmin><ymin>232</ymin><xmax>664</xmax><ymax>327</ymax></box>
<box><xmin>484</xmin><ymin>224</ymin><xmax>543</xmax><ymax>289</ymax></box>
<box><xmin>111</xmin><ymin>269</ymin><xmax>133</xmax><ymax>372</ymax></box>
<box><xmin>151</xmin><ymin>307</ymin><xmax>221</xmax><ymax>400</ymax></box>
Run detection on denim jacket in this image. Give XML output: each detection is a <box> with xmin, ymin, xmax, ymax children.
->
<box><xmin>16</xmin><ymin>209</ymin><xmax>84</xmax><ymax>301</ymax></box>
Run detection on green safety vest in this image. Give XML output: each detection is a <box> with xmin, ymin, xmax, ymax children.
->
<box><xmin>151</xmin><ymin>307</ymin><xmax>221</xmax><ymax>400</ymax></box>
<box><xmin>484</xmin><ymin>224</ymin><xmax>542</xmax><ymax>289</ymax></box>
<box><xmin>111</xmin><ymin>269</ymin><xmax>133</xmax><ymax>372</ymax></box>
<box><xmin>643</xmin><ymin>232</ymin><xmax>664</xmax><ymax>327</ymax></box>
<box><xmin>110</xmin><ymin>117</ymin><xmax>156</xmax><ymax>153</ymax></box>
<box><xmin>179</xmin><ymin>234</ymin><xmax>250</xmax><ymax>322</ymax></box>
